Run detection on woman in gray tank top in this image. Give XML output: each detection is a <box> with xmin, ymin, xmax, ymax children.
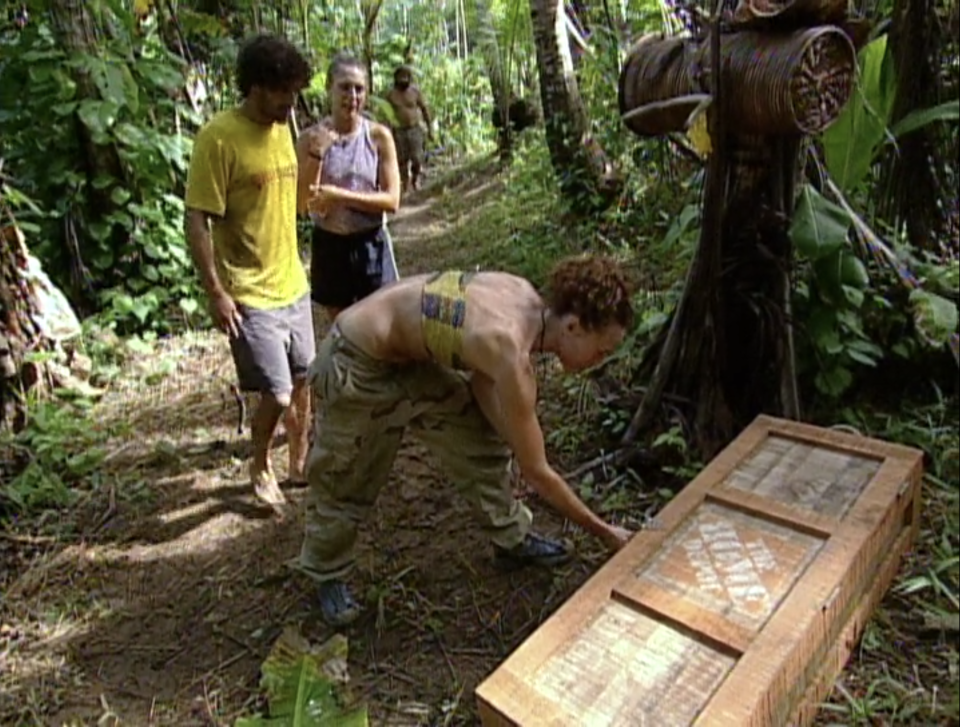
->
<box><xmin>296</xmin><ymin>53</ymin><xmax>401</xmax><ymax>319</ymax></box>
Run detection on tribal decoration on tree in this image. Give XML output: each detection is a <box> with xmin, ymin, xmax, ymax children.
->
<box><xmin>617</xmin><ymin>0</ymin><xmax>868</xmax><ymax>457</ymax></box>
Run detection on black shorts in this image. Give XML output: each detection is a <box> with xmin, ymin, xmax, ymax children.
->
<box><xmin>310</xmin><ymin>225</ymin><xmax>386</xmax><ymax>309</ymax></box>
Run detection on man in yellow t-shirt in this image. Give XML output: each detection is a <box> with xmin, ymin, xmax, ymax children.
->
<box><xmin>184</xmin><ymin>34</ymin><xmax>312</xmax><ymax>510</ymax></box>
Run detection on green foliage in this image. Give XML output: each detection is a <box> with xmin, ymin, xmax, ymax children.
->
<box><xmin>789</xmin><ymin>185</ymin><xmax>877</xmax><ymax>396</ymax></box>
<box><xmin>652</xmin><ymin>425</ymin><xmax>703</xmax><ymax>481</ymax></box>
<box><xmin>789</xmin><ymin>182</ymin><xmax>958</xmax><ymax>398</ymax></box>
<box><xmin>0</xmin><ymin>10</ymin><xmax>206</xmax><ymax>334</ymax></box>
<box><xmin>791</xmin><ymin>185</ymin><xmax>851</xmax><ymax>260</ymax></box>
<box><xmin>822</xmin><ymin>34</ymin><xmax>897</xmax><ymax>192</ymax></box>
<box><xmin>0</xmin><ymin>394</ymin><xmax>111</xmax><ymax>517</ymax></box>
<box><xmin>796</xmin><ymin>24</ymin><xmax>958</xmax><ymax>397</ymax></box>
<box><xmin>1</xmin><ymin>3</ymin><xmax>957</xmax><ymax>725</ymax></box>
<box><xmin>235</xmin><ymin>629</ymin><xmax>367</xmax><ymax>727</ymax></box>
<box><xmin>418</xmin><ymin>54</ymin><xmax>493</xmax><ymax>154</ymax></box>
<box><xmin>911</xmin><ymin>288</ymin><xmax>960</xmax><ymax>350</ymax></box>
<box><xmin>439</xmin><ymin>139</ymin><xmax>569</xmax><ymax>279</ymax></box>
<box><xmin>890</xmin><ymin>99</ymin><xmax>960</xmax><ymax>138</ymax></box>
<box><xmin>823</xmin><ymin>399</ymin><xmax>959</xmax><ymax>725</ymax></box>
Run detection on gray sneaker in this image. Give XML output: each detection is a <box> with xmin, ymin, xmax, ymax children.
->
<box><xmin>318</xmin><ymin>580</ymin><xmax>360</xmax><ymax>626</ymax></box>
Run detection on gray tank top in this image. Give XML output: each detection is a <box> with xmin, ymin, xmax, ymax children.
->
<box><xmin>315</xmin><ymin>118</ymin><xmax>383</xmax><ymax>234</ymax></box>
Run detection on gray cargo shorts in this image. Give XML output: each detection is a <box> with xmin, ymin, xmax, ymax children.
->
<box><xmin>229</xmin><ymin>292</ymin><xmax>315</xmax><ymax>398</ymax></box>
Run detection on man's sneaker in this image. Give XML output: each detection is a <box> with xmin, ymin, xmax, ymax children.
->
<box><xmin>493</xmin><ymin>532</ymin><xmax>574</xmax><ymax>570</ymax></box>
<box><xmin>318</xmin><ymin>580</ymin><xmax>360</xmax><ymax>626</ymax></box>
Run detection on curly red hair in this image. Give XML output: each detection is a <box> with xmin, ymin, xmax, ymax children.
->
<box><xmin>545</xmin><ymin>255</ymin><xmax>634</xmax><ymax>331</ymax></box>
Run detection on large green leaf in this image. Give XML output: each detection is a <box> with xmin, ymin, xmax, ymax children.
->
<box><xmin>119</xmin><ymin>64</ymin><xmax>141</xmax><ymax>113</ymax></box>
<box><xmin>890</xmin><ymin>99</ymin><xmax>960</xmax><ymax>138</ymax></box>
<box><xmin>81</xmin><ymin>55</ymin><xmax>133</xmax><ymax>108</ymax></box>
<box><xmin>234</xmin><ymin>628</ymin><xmax>368</xmax><ymax>727</ymax></box>
<box><xmin>77</xmin><ymin>99</ymin><xmax>120</xmax><ymax>135</ymax></box>
<box><xmin>789</xmin><ymin>184</ymin><xmax>850</xmax><ymax>261</ymax></box>
<box><xmin>909</xmin><ymin>289</ymin><xmax>959</xmax><ymax>349</ymax></box>
<box><xmin>821</xmin><ymin>35</ymin><xmax>897</xmax><ymax>192</ymax></box>
<box><xmin>136</xmin><ymin>58</ymin><xmax>184</xmax><ymax>92</ymax></box>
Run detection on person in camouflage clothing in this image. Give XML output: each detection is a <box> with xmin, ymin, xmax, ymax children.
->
<box><xmin>298</xmin><ymin>254</ymin><xmax>636</xmax><ymax>626</ymax></box>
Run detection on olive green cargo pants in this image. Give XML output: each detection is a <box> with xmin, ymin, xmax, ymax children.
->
<box><xmin>299</xmin><ymin>327</ymin><xmax>532</xmax><ymax>582</ymax></box>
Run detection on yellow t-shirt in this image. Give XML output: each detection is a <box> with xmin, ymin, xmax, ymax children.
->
<box><xmin>184</xmin><ymin>109</ymin><xmax>308</xmax><ymax>309</ymax></box>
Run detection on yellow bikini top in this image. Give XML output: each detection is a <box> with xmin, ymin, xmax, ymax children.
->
<box><xmin>420</xmin><ymin>271</ymin><xmax>476</xmax><ymax>370</ymax></box>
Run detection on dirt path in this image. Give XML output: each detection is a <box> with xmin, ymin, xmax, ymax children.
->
<box><xmin>1</xmin><ymin>158</ymin><xmax>607</xmax><ymax>727</ymax></box>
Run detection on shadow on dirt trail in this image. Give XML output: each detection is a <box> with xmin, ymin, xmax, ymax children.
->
<box><xmin>0</xmin><ymin>155</ymin><xmax>611</xmax><ymax>727</ymax></box>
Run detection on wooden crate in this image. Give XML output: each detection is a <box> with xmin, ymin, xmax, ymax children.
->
<box><xmin>475</xmin><ymin>415</ymin><xmax>924</xmax><ymax>727</ymax></box>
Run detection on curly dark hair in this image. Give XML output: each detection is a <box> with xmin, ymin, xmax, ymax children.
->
<box><xmin>546</xmin><ymin>255</ymin><xmax>634</xmax><ymax>331</ymax></box>
<box><xmin>236</xmin><ymin>34</ymin><xmax>311</xmax><ymax>98</ymax></box>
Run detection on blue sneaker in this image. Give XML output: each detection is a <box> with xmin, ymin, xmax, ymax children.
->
<box><xmin>318</xmin><ymin>580</ymin><xmax>360</xmax><ymax>626</ymax></box>
<box><xmin>494</xmin><ymin>532</ymin><xmax>574</xmax><ymax>570</ymax></box>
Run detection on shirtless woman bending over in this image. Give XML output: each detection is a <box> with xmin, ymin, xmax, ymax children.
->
<box><xmin>299</xmin><ymin>254</ymin><xmax>635</xmax><ymax>625</ymax></box>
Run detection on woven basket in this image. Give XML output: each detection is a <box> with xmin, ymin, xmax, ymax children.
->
<box><xmin>713</xmin><ymin>28</ymin><xmax>856</xmax><ymax>135</ymax></box>
<box><xmin>619</xmin><ymin>35</ymin><xmax>703</xmax><ymax>136</ymax></box>
<box><xmin>619</xmin><ymin>28</ymin><xmax>856</xmax><ymax>137</ymax></box>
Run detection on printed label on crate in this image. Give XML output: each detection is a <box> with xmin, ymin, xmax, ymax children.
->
<box><xmin>530</xmin><ymin>599</ymin><xmax>736</xmax><ymax>726</ymax></box>
<box><xmin>637</xmin><ymin>502</ymin><xmax>825</xmax><ymax>630</ymax></box>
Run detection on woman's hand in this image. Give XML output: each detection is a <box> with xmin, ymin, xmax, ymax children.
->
<box><xmin>308</xmin><ymin>124</ymin><xmax>338</xmax><ymax>160</ymax></box>
<box><xmin>599</xmin><ymin>524</ymin><xmax>633</xmax><ymax>552</ymax></box>
<box><xmin>307</xmin><ymin>184</ymin><xmax>345</xmax><ymax>217</ymax></box>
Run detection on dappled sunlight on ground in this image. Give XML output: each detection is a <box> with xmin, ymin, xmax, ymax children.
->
<box><xmin>0</xmin><ymin>158</ymin><xmax>612</xmax><ymax>726</ymax></box>
<box><xmin>2</xmin><ymin>154</ymin><xmax>956</xmax><ymax>726</ymax></box>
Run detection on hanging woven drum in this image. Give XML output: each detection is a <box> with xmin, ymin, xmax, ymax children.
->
<box><xmin>618</xmin><ymin>35</ymin><xmax>707</xmax><ymax>136</ymax></box>
<box><xmin>719</xmin><ymin>28</ymin><xmax>856</xmax><ymax>135</ymax></box>
<box><xmin>619</xmin><ymin>27</ymin><xmax>856</xmax><ymax>137</ymax></box>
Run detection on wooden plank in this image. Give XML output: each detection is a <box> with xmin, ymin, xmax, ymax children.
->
<box><xmin>476</xmin><ymin>670</ymin><xmax>572</xmax><ymax>726</ymax></box>
<box><xmin>695</xmin><ymin>453</ymin><xmax>922</xmax><ymax>726</ymax></box>
<box><xmin>611</xmin><ymin>578</ymin><xmax>753</xmax><ymax>655</ymax></box>
<box><xmin>720</xmin><ymin>434</ymin><xmax>880</xmax><ymax>519</ymax></box>
<box><xmin>525</xmin><ymin>600</ymin><xmax>736</xmax><ymax>727</ymax></box>
<box><xmin>478</xmin><ymin>601</ymin><xmax>737</xmax><ymax>727</ymax></box>
<box><xmin>790</xmin><ymin>526</ymin><xmax>913</xmax><ymax>726</ymax></box>
<box><xmin>705</xmin><ymin>487</ymin><xmax>836</xmax><ymax>538</ymax></box>
<box><xmin>750</xmin><ymin>414</ymin><xmax>923</xmax><ymax>462</ymax></box>
<box><xmin>475</xmin><ymin>420</ymin><xmax>770</xmax><ymax>719</ymax></box>
<box><xmin>630</xmin><ymin>501</ymin><xmax>825</xmax><ymax>633</ymax></box>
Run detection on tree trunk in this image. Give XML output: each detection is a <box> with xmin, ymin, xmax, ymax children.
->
<box><xmin>529</xmin><ymin>0</ymin><xmax>620</xmax><ymax>214</ymax></box>
<box><xmin>624</xmin><ymin>135</ymin><xmax>800</xmax><ymax>459</ymax></box>
<box><xmin>883</xmin><ymin>0</ymin><xmax>947</xmax><ymax>254</ymax></box>
<box><xmin>361</xmin><ymin>0</ymin><xmax>385</xmax><ymax>95</ymax></box>
<box><xmin>0</xmin><ymin>219</ymin><xmax>48</xmax><ymax>432</ymax></box>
